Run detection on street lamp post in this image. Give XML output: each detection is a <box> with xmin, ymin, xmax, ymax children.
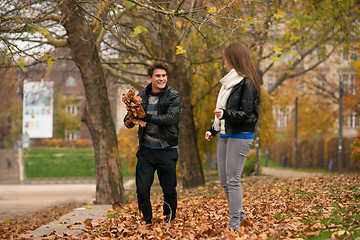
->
<box><xmin>338</xmin><ymin>81</ymin><xmax>343</xmax><ymax>173</ymax></box>
<box><xmin>294</xmin><ymin>97</ymin><xmax>298</xmax><ymax>169</ymax></box>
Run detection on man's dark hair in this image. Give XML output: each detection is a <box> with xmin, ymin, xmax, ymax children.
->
<box><xmin>148</xmin><ymin>61</ymin><xmax>168</xmax><ymax>77</ymax></box>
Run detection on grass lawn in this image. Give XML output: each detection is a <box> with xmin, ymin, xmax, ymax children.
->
<box><xmin>23</xmin><ymin>148</ymin><xmax>135</xmax><ymax>179</ymax></box>
<box><xmin>258</xmin><ymin>154</ymin><xmax>337</xmax><ymax>175</ymax></box>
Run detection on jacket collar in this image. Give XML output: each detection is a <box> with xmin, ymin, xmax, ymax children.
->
<box><xmin>220</xmin><ymin>69</ymin><xmax>244</xmax><ymax>90</ymax></box>
<box><xmin>145</xmin><ymin>83</ymin><xmax>169</xmax><ymax>94</ymax></box>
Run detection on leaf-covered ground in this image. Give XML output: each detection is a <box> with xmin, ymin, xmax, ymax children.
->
<box><xmin>2</xmin><ymin>175</ymin><xmax>359</xmax><ymax>239</ymax></box>
<box><xmin>0</xmin><ymin>202</ymin><xmax>81</xmax><ymax>240</ymax></box>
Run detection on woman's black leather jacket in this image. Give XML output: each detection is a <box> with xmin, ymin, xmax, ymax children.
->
<box><xmin>208</xmin><ymin>78</ymin><xmax>259</xmax><ymax>136</ymax></box>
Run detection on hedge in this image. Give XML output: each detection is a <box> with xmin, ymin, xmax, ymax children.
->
<box><xmin>40</xmin><ymin>139</ymin><xmax>92</xmax><ymax>148</ymax></box>
<box><xmin>266</xmin><ymin>136</ymin><xmax>359</xmax><ymax>172</ymax></box>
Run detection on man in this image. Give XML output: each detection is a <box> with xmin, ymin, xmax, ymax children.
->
<box><xmin>124</xmin><ymin>61</ymin><xmax>182</xmax><ymax>225</ymax></box>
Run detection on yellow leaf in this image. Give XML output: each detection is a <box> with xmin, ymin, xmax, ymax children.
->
<box><xmin>332</xmin><ymin>230</ymin><xmax>349</xmax><ymax>237</ymax></box>
<box><xmin>132</xmin><ymin>209</ymin><xmax>140</xmax><ymax>215</ymax></box>
<box><xmin>176</xmin><ymin>20</ymin><xmax>182</xmax><ymax>28</ymax></box>
<box><xmin>274</xmin><ymin>47</ymin><xmax>282</xmax><ymax>54</ymax></box>
<box><xmin>297</xmin><ymin>55</ymin><xmax>302</xmax><ymax>60</ymax></box>
<box><xmin>208</xmin><ymin>7</ymin><xmax>217</xmax><ymax>13</ymax></box>
<box><xmin>38</xmin><ymin>28</ymin><xmax>49</xmax><ymax>35</ymax></box>
<box><xmin>85</xmin><ymin>205</ymin><xmax>93</xmax><ymax>209</ymax></box>
<box><xmin>175</xmin><ymin>45</ymin><xmax>186</xmax><ymax>55</ymax></box>
<box><xmin>133</xmin><ymin>26</ymin><xmax>147</xmax><ymax>35</ymax></box>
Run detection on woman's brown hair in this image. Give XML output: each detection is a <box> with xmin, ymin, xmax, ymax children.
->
<box><xmin>224</xmin><ymin>43</ymin><xmax>261</xmax><ymax>106</ymax></box>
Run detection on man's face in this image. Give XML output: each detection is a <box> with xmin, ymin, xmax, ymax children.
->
<box><xmin>148</xmin><ymin>68</ymin><xmax>167</xmax><ymax>93</ymax></box>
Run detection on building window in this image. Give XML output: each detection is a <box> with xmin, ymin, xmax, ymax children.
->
<box><xmin>66</xmin><ymin>130</ymin><xmax>80</xmax><ymax>140</ymax></box>
<box><xmin>66</xmin><ymin>76</ymin><xmax>76</xmax><ymax>88</ymax></box>
<box><xmin>276</xmin><ymin>108</ymin><xmax>288</xmax><ymax>128</ymax></box>
<box><xmin>342</xmin><ymin>74</ymin><xmax>349</xmax><ymax>93</ymax></box>
<box><xmin>350</xmin><ymin>47</ymin><xmax>359</xmax><ymax>61</ymax></box>
<box><xmin>267</xmin><ymin>74</ymin><xmax>274</xmax><ymax>92</ymax></box>
<box><xmin>342</xmin><ymin>74</ymin><xmax>357</xmax><ymax>95</ymax></box>
<box><xmin>316</xmin><ymin>76</ymin><xmax>325</xmax><ymax>94</ymax></box>
<box><xmin>351</xmin><ymin>74</ymin><xmax>357</xmax><ymax>95</ymax></box>
<box><xmin>66</xmin><ymin>105</ymin><xmax>80</xmax><ymax>115</ymax></box>
<box><xmin>350</xmin><ymin>113</ymin><xmax>359</xmax><ymax>129</ymax></box>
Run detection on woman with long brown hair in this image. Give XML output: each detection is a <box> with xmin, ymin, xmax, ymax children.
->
<box><xmin>205</xmin><ymin>42</ymin><xmax>261</xmax><ymax>230</ymax></box>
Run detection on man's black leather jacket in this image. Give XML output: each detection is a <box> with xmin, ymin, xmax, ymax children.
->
<box><xmin>124</xmin><ymin>83</ymin><xmax>182</xmax><ymax>148</ymax></box>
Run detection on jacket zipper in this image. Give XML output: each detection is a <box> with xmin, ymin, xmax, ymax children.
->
<box><xmin>158</xmin><ymin>91</ymin><xmax>165</xmax><ymax>149</ymax></box>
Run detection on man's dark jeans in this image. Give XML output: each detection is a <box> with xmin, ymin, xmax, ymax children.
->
<box><xmin>136</xmin><ymin>146</ymin><xmax>178</xmax><ymax>224</ymax></box>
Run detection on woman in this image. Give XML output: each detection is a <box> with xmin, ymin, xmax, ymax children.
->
<box><xmin>205</xmin><ymin>42</ymin><xmax>261</xmax><ymax>230</ymax></box>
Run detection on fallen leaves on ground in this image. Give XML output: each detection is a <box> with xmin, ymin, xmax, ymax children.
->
<box><xmin>0</xmin><ymin>202</ymin><xmax>82</xmax><ymax>240</ymax></box>
<box><xmin>64</xmin><ymin>176</ymin><xmax>360</xmax><ymax>239</ymax></box>
<box><xmin>2</xmin><ymin>176</ymin><xmax>360</xmax><ymax>239</ymax></box>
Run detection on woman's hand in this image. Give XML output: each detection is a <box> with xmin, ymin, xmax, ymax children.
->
<box><xmin>214</xmin><ymin>109</ymin><xmax>223</xmax><ymax>119</ymax></box>
<box><xmin>205</xmin><ymin>131</ymin><xmax>213</xmax><ymax>141</ymax></box>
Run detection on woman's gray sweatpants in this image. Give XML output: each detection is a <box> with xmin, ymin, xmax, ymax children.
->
<box><xmin>217</xmin><ymin>137</ymin><xmax>253</xmax><ymax>230</ymax></box>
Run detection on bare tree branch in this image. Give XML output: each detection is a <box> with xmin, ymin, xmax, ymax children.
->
<box><xmin>193</xmin><ymin>81</ymin><xmax>221</xmax><ymax>107</ymax></box>
<box><xmin>127</xmin><ymin>0</ymin><xmax>191</xmax><ymax>16</ymax></box>
<box><xmin>31</xmin><ymin>24</ymin><xmax>68</xmax><ymax>47</ymax></box>
<box><xmin>289</xmin><ymin>47</ymin><xmax>336</xmax><ymax>78</ymax></box>
<box><xmin>96</xmin><ymin>5</ymin><xmax>136</xmax><ymax>47</ymax></box>
<box><xmin>102</xmin><ymin>64</ymin><xmax>146</xmax><ymax>90</ymax></box>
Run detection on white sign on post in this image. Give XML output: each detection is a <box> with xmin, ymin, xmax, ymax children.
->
<box><xmin>22</xmin><ymin>80</ymin><xmax>54</xmax><ymax>138</ymax></box>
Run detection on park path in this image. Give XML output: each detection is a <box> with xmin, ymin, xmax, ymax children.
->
<box><xmin>261</xmin><ymin>167</ymin><xmax>327</xmax><ymax>178</ymax></box>
<box><xmin>0</xmin><ymin>180</ymin><xmax>135</xmax><ymax>222</ymax></box>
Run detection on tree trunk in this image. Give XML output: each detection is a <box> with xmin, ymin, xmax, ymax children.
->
<box><xmin>59</xmin><ymin>0</ymin><xmax>125</xmax><ymax>204</ymax></box>
<box><xmin>169</xmin><ymin>57</ymin><xmax>205</xmax><ymax>188</ymax></box>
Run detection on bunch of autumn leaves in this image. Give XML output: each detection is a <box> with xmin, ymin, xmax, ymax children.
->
<box><xmin>122</xmin><ymin>88</ymin><xmax>146</xmax><ymax>127</ymax></box>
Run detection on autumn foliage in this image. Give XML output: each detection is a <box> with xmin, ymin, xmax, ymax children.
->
<box><xmin>10</xmin><ymin>175</ymin><xmax>359</xmax><ymax>239</ymax></box>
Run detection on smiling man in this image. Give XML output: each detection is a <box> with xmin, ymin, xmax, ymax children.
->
<box><xmin>124</xmin><ymin>61</ymin><xmax>182</xmax><ymax>225</ymax></box>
